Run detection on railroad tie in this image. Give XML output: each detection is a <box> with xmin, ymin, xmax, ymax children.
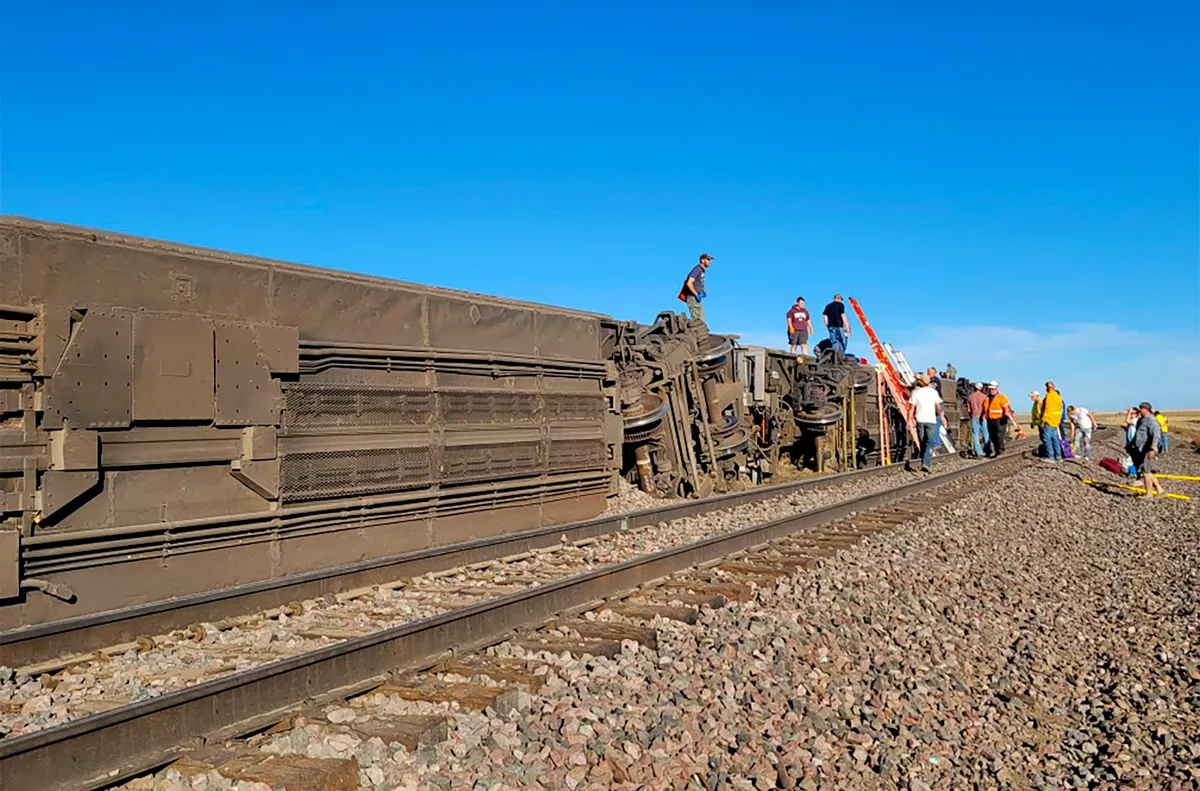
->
<box><xmin>658</xmin><ymin>579</ymin><xmax>754</xmax><ymax>602</ymax></box>
<box><xmin>511</xmin><ymin>635</ymin><xmax>625</xmax><ymax>659</ymax></box>
<box><xmin>432</xmin><ymin>658</ymin><xmax>548</xmax><ymax>691</ymax></box>
<box><xmin>545</xmin><ymin>619</ymin><xmax>660</xmax><ymax>650</ymax></box>
<box><xmin>376</xmin><ymin>680</ymin><xmax>522</xmax><ymax>714</ymax></box>
<box><xmin>640</xmin><ymin>590</ymin><xmax>728</xmax><ymax>610</ymax></box>
<box><xmin>330</xmin><ymin>713</ymin><xmax>448</xmax><ymax>752</ymax></box>
<box><xmin>173</xmin><ymin>745</ymin><xmax>357</xmax><ymax>791</ymax></box>
<box><xmin>717</xmin><ymin>561</ymin><xmax>795</xmax><ymax>578</ymax></box>
<box><xmin>604</xmin><ymin>602</ymin><xmax>700</xmax><ymax>624</ymax></box>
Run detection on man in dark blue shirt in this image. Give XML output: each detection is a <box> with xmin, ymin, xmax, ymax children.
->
<box><xmin>822</xmin><ymin>294</ymin><xmax>851</xmax><ymax>354</ymax></box>
<box><xmin>677</xmin><ymin>253</ymin><xmax>712</xmax><ymax>321</ymax></box>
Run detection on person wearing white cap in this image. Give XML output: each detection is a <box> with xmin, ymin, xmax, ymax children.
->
<box><xmin>966</xmin><ymin>382</ymin><xmax>988</xmax><ymax>457</ymax></box>
<box><xmin>982</xmin><ymin>381</ymin><xmax>1017</xmax><ymax>456</ymax></box>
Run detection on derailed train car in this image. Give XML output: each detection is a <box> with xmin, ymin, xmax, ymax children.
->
<box><xmin>0</xmin><ymin>218</ymin><xmax>951</xmax><ymax>631</ymax></box>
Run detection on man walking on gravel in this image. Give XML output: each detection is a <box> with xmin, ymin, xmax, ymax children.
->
<box><xmin>909</xmin><ymin>373</ymin><xmax>942</xmax><ymax>472</ymax></box>
<box><xmin>966</xmin><ymin>382</ymin><xmax>988</xmax><ymax>457</ymax></box>
<box><xmin>1039</xmin><ymin>381</ymin><xmax>1065</xmax><ymax>462</ymax></box>
<box><xmin>822</xmin><ymin>294</ymin><xmax>851</xmax><ymax>355</ymax></box>
<box><xmin>983</xmin><ymin>381</ymin><xmax>1017</xmax><ymax>456</ymax></box>
<box><xmin>786</xmin><ymin>297</ymin><xmax>813</xmax><ymax>357</ymax></box>
<box><xmin>1129</xmin><ymin>402</ymin><xmax>1164</xmax><ymax>497</ymax></box>
<box><xmin>677</xmin><ymin>253</ymin><xmax>712</xmax><ymax>322</ymax></box>
<box><xmin>1067</xmin><ymin>405</ymin><xmax>1096</xmax><ymax>460</ymax></box>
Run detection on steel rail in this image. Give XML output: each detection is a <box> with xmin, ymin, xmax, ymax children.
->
<box><xmin>1</xmin><ymin>446</ymin><xmax>971</xmax><ymax>667</ymax></box>
<box><xmin>2</xmin><ymin>444</ymin><xmax>1034</xmax><ymax>667</ymax></box>
<box><xmin>0</xmin><ymin>450</ymin><xmax>1031</xmax><ymax>791</ymax></box>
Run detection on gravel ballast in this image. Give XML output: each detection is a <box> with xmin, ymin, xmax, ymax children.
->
<box><xmin>291</xmin><ymin>453</ymin><xmax>1191</xmax><ymax>790</ymax></box>
<box><xmin>72</xmin><ymin>446</ymin><xmax>1200</xmax><ymax>789</ymax></box>
<box><xmin>0</xmin><ymin>450</ymin><xmax>1002</xmax><ymax>737</ymax></box>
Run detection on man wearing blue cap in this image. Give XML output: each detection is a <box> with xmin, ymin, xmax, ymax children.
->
<box><xmin>677</xmin><ymin>253</ymin><xmax>712</xmax><ymax>321</ymax></box>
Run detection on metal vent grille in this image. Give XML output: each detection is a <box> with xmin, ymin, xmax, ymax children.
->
<box><xmin>547</xmin><ymin>439</ymin><xmax>606</xmax><ymax>472</ymax></box>
<box><xmin>440</xmin><ymin>391</ymin><xmax>539</xmax><ymax>424</ymax></box>
<box><xmin>285</xmin><ymin>384</ymin><xmax>435</xmax><ymax>429</ymax></box>
<box><xmin>281</xmin><ymin>447</ymin><xmax>433</xmax><ymax>501</ymax></box>
<box><xmin>542</xmin><ymin>393</ymin><xmax>604</xmax><ymax>422</ymax></box>
<box><xmin>442</xmin><ymin>441</ymin><xmax>543</xmax><ymax>483</ymax></box>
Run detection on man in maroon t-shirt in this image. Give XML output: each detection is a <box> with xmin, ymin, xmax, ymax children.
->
<box><xmin>966</xmin><ymin>382</ymin><xmax>989</xmax><ymax>457</ymax></box>
<box><xmin>786</xmin><ymin>297</ymin><xmax>813</xmax><ymax>357</ymax></box>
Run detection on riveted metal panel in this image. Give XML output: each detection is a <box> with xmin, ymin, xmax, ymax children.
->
<box><xmin>43</xmin><ymin>312</ymin><xmax>133</xmax><ymax>429</ymax></box>
<box><xmin>214</xmin><ymin>324</ymin><xmax>279</xmax><ymax>427</ymax></box>
<box><xmin>132</xmin><ymin>315</ymin><xmax>215</xmax><ymax>422</ymax></box>
<box><xmin>252</xmin><ymin>325</ymin><xmax>299</xmax><ymax>374</ymax></box>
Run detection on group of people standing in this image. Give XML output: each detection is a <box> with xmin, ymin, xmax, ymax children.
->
<box><xmin>677</xmin><ymin>256</ymin><xmax>1173</xmax><ymax>494</ymax></box>
<box><xmin>678</xmin><ymin>255</ymin><xmax>856</xmax><ymax>358</ymax></box>
<box><xmin>1027</xmin><ymin>382</ymin><xmax>1097</xmax><ymax>462</ymax></box>
<box><xmin>784</xmin><ymin>294</ymin><xmax>853</xmax><ymax>357</ymax></box>
<box><xmin>961</xmin><ymin>380</ymin><xmax>1024</xmax><ymax>462</ymax></box>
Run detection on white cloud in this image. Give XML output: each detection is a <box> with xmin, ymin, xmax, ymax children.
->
<box><xmin>728</xmin><ymin>323</ymin><xmax>1199</xmax><ymax>410</ymax></box>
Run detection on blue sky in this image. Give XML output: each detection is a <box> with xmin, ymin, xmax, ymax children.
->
<box><xmin>2</xmin><ymin>1</ymin><xmax>1197</xmax><ymax>408</ymax></box>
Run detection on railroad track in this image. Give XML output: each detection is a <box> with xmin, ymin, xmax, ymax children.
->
<box><xmin>0</xmin><ymin>447</ymin><xmax>1034</xmax><ymax>791</ymax></box>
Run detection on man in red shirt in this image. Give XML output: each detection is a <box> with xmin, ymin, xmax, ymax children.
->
<box><xmin>786</xmin><ymin>296</ymin><xmax>813</xmax><ymax>357</ymax></box>
<box><xmin>966</xmin><ymin>382</ymin><xmax>988</xmax><ymax>457</ymax></box>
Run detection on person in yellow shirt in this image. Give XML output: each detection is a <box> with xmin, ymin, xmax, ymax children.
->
<box><xmin>1154</xmin><ymin>410</ymin><xmax>1169</xmax><ymax>453</ymax></box>
<box><xmin>1038</xmin><ymin>381</ymin><xmax>1065</xmax><ymax>462</ymax></box>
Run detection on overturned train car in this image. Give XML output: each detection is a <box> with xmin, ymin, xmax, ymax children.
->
<box><xmin>0</xmin><ymin>218</ymin><xmax>941</xmax><ymax>632</ymax></box>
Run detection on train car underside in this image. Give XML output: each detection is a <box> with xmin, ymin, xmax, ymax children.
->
<box><xmin>0</xmin><ymin>217</ymin><xmax>946</xmax><ymax>633</ymax></box>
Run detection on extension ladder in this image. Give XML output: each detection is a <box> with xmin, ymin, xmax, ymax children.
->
<box><xmin>847</xmin><ymin>298</ymin><xmax>919</xmax><ymax>447</ymax></box>
<box><xmin>884</xmin><ymin>343</ymin><xmax>916</xmax><ymax>385</ymax></box>
<box><xmin>849</xmin><ymin>299</ymin><xmax>956</xmax><ymax>455</ymax></box>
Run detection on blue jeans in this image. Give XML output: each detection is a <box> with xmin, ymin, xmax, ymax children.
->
<box><xmin>970</xmin><ymin>417</ymin><xmax>987</xmax><ymax>456</ymax></box>
<box><xmin>829</xmin><ymin>326</ymin><xmax>847</xmax><ymax>354</ymax></box>
<box><xmin>1041</xmin><ymin>423</ymin><xmax>1062</xmax><ymax>459</ymax></box>
<box><xmin>917</xmin><ymin>422</ymin><xmax>938</xmax><ymax>469</ymax></box>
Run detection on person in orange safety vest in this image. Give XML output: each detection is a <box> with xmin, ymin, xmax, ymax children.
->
<box><xmin>982</xmin><ymin>380</ymin><xmax>1021</xmax><ymax>456</ymax></box>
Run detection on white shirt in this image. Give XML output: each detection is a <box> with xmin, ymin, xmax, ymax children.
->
<box><xmin>1070</xmin><ymin>407</ymin><xmax>1092</xmax><ymax>429</ymax></box>
<box><xmin>910</xmin><ymin>385</ymin><xmax>942</xmax><ymax>424</ymax></box>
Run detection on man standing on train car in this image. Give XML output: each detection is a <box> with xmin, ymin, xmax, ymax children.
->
<box><xmin>786</xmin><ymin>297</ymin><xmax>813</xmax><ymax>357</ymax></box>
<box><xmin>678</xmin><ymin>253</ymin><xmax>712</xmax><ymax>322</ymax></box>
<box><xmin>822</xmin><ymin>294</ymin><xmax>851</xmax><ymax>355</ymax></box>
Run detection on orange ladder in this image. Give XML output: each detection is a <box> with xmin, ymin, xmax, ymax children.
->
<box><xmin>847</xmin><ymin>297</ymin><xmax>919</xmax><ymax>447</ymax></box>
